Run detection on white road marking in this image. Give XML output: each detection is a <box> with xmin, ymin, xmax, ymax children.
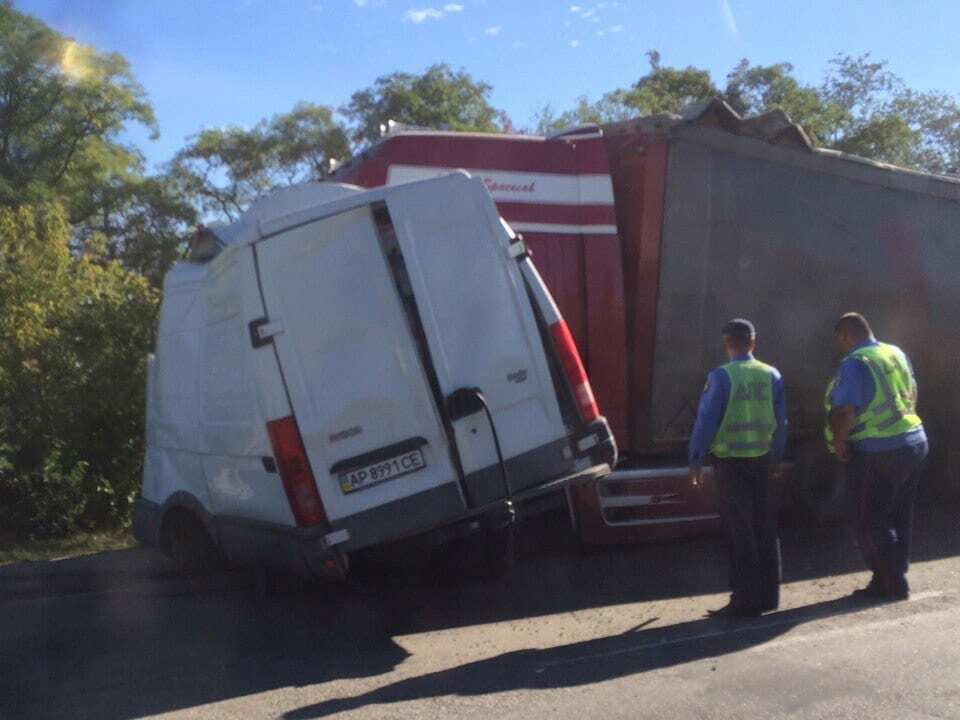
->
<box><xmin>534</xmin><ymin>591</ymin><xmax>947</xmax><ymax>673</ymax></box>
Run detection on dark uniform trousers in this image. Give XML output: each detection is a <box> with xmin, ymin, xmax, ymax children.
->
<box><xmin>847</xmin><ymin>440</ymin><xmax>929</xmax><ymax>594</ymax></box>
<box><xmin>714</xmin><ymin>454</ymin><xmax>781</xmax><ymax>611</ymax></box>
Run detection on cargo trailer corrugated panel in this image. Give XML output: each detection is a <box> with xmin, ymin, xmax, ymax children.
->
<box><xmin>645</xmin><ymin>121</ymin><xmax>960</xmax><ymax>455</ymax></box>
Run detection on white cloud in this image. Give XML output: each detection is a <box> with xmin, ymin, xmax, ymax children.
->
<box><xmin>580</xmin><ymin>7</ymin><xmax>596</xmax><ymax>17</ymax></box>
<box><xmin>569</xmin><ymin>39</ymin><xmax>580</xmax><ymax>47</ymax></box>
<box><xmin>569</xmin><ymin>4</ymin><xmax>582</xmax><ymax>11</ymax></box>
<box><xmin>407</xmin><ymin>7</ymin><xmax>443</xmax><ymax>22</ymax></box>
<box><xmin>720</xmin><ymin>0</ymin><xmax>738</xmax><ymax>33</ymax></box>
<box><xmin>353</xmin><ymin>0</ymin><xmax>368</xmax><ymax>5</ymax></box>
<box><xmin>443</xmin><ymin>2</ymin><xmax>463</xmax><ymax>10</ymax></box>
<box><xmin>485</xmin><ymin>25</ymin><xmax>502</xmax><ymax>35</ymax></box>
<box><xmin>595</xmin><ymin>30</ymin><xmax>605</xmax><ymax>37</ymax></box>
<box><xmin>607</xmin><ymin>23</ymin><xmax>624</xmax><ymax>32</ymax></box>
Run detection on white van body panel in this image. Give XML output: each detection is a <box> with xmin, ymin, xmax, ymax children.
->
<box><xmin>198</xmin><ymin>244</ymin><xmax>295</xmax><ymax>525</ymax></box>
<box><xmin>143</xmin><ymin>245</ymin><xmax>296</xmax><ymax>527</ymax></box>
<box><xmin>255</xmin><ymin>205</ymin><xmax>463</xmax><ymax>522</ymax></box>
<box><xmin>383</xmin><ymin>177</ymin><xmax>567</xmax><ymax>483</ymax></box>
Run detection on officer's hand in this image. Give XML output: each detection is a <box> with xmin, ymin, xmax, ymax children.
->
<box><xmin>689</xmin><ymin>467</ymin><xmax>703</xmax><ymax>488</ymax></box>
<box><xmin>834</xmin><ymin>441</ymin><xmax>851</xmax><ymax>463</ymax></box>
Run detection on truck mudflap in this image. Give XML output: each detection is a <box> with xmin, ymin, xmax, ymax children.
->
<box><xmin>326</xmin><ymin>461</ymin><xmax>612</xmax><ymax>554</ymax></box>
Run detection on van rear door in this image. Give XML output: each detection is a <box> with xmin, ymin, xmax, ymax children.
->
<box><xmin>382</xmin><ymin>173</ymin><xmax>573</xmax><ymax>505</ymax></box>
<box><xmin>254</xmin><ymin>205</ymin><xmax>466</xmax><ymax>540</ymax></box>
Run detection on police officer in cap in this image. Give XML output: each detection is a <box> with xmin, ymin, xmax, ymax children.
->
<box><xmin>826</xmin><ymin>312</ymin><xmax>928</xmax><ymax>601</ymax></box>
<box><xmin>689</xmin><ymin>319</ymin><xmax>788</xmax><ymax>618</ymax></box>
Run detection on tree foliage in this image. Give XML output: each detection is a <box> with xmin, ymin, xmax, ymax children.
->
<box><xmin>540</xmin><ymin>51</ymin><xmax>960</xmax><ymax>176</ymax></box>
<box><xmin>0</xmin><ymin>204</ymin><xmax>158</xmax><ymax>537</ymax></box>
<box><xmin>0</xmin><ymin>2</ymin><xmax>155</xmax><ymax>220</ymax></box>
<box><xmin>343</xmin><ymin>64</ymin><xmax>507</xmax><ymax>146</ymax></box>
<box><xmin>170</xmin><ymin>102</ymin><xmax>349</xmax><ymax>222</ymax></box>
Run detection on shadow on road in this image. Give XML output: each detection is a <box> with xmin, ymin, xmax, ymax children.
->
<box><xmin>281</xmin><ymin>595</ymin><xmax>873</xmax><ymax>719</ymax></box>
<box><xmin>1</xmin><ymin>499</ymin><xmax>957</xmax><ymax>719</ymax></box>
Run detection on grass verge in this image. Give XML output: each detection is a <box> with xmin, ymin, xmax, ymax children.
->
<box><xmin>0</xmin><ymin>530</ymin><xmax>135</xmax><ymax>566</ymax></box>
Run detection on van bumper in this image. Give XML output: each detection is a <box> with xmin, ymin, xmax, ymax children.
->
<box><xmin>328</xmin><ymin>461</ymin><xmax>611</xmax><ymax>553</ymax></box>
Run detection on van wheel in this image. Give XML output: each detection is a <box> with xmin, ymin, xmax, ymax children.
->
<box><xmin>161</xmin><ymin>510</ymin><xmax>221</xmax><ymax>574</ymax></box>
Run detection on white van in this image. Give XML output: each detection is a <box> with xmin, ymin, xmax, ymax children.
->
<box><xmin>133</xmin><ymin>172</ymin><xmax>616</xmax><ymax>579</ymax></box>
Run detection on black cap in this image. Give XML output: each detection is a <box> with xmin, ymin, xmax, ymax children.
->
<box><xmin>722</xmin><ymin>318</ymin><xmax>756</xmax><ymax>340</ymax></box>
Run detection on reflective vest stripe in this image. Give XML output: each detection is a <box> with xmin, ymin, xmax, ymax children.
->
<box><xmin>727</xmin><ymin>441</ymin><xmax>773</xmax><ymax>452</ymax></box>
<box><xmin>726</xmin><ymin>422</ymin><xmax>776</xmax><ymax>433</ymax></box>
<box><xmin>855</xmin><ymin>354</ymin><xmax>918</xmax><ymax>435</ymax></box>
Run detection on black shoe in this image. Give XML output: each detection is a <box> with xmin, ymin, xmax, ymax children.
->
<box><xmin>850</xmin><ymin>577</ymin><xmax>887</xmax><ymax>602</ymax></box>
<box><xmin>707</xmin><ymin>602</ymin><xmax>761</xmax><ymax>619</ymax></box>
<box><xmin>886</xmin><ymin>575</ymin><xmax>910</xmax><ymax>601</ymax></box>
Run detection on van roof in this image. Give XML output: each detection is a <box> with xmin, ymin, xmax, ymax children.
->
<box><xmin>205</xmin><ymin>171</ymin><xmax>476</xmax><ymax>251</ymax></box>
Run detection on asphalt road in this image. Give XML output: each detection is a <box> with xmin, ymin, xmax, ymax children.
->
<box><xmin>2</xmin><ymin>503</ymin><xmax>959</xmax><ymax>720</ymax></box>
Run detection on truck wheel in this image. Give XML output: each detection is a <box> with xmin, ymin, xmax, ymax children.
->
<box><xmin>161</xmin><ymin>510</ymin><xmax>221</xmax><ymax>574</ymax></box>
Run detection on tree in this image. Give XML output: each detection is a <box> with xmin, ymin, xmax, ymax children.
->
<box><xmin>544</xmin><ymin>51</ymin><xmax>960</xmax><ymax>177</ymax></box>
<box><xmin>343</xmin><ymin>64</ymin><xmax>508</xmax><ymax>146</ymax></box>
<box><xmin>0</xmin><ymin>203</ymin><xmax>159</xmax><ymax>537</ymax></box>
<box><xmin>620</xmin><ymin>50</ymin><xmax>718</xmax><ymax>115</ymax></box>
<box><xmin>78</xmin><ymin>174</ymin><xmax>197</xmax><ymax>286</ymax></box>
<box><xmin>820</xmin><ymin>54</ymin><xmax>960</xmax><ymax>174</ymax></box>
<box><xmin>170</xmin><ymin>102</ymin><xmax>349</xmax><ymax>223</ymax></box>
<box><xmin>534</xmin><ymin>94</ymin><xmax>635</xmax><ymax>135</ymax></box>
<box><xmin>723</xmin><ymin>60</ymin><xmax>848</xmax><ymax>144</ymax></box>
<box><xmin>534</xmin><ymin>51</ymin><xmax>717</xmax><ymax>135</ymax></box>
<box><xmin>0</xmin><ymin>2</ymin><xmax>156</xmax><ymax>221</ymax></box>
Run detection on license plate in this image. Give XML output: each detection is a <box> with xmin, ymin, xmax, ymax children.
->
<box><xmin>338</xmin><ymin>448</ymin><xmax>427</xmax><ymax>494</ymax></box>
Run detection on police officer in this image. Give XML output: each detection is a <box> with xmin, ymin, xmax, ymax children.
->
<box><xmin>689</xmin><ymin>319</ymin><xmax>788</xmax><ymax>618</ymax></box>
<box><xmin>826</xmin><ymin>313</ymin><xmax>928</xmax><ymax>601</ymax></box>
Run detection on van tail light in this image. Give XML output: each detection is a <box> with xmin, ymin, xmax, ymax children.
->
<box><xmin>549</xmin><ymin>319</ymin><xmax>600</xmax><ymax>424</ymax></box>
<box><xmin>266</xmin><ymin>416</ymin><xmax>327</xmax><ymax>527</ymax></box>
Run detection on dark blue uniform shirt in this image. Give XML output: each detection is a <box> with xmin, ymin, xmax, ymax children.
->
<box><xmin>828</xmin><ymin>339</ymin><xmax>927</xmax><ymax>453</ymax></box>
<box><xmin>688</xmin><ymin>354</ymin><xmax>788</xmax><ymax>468</ymax></box>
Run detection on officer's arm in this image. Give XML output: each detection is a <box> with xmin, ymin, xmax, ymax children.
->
<box><xmin>830</xmin><ymin>406</ymin><xmax>857</xmax><ymax>449</ymax></box>
<box><xmin>688</xmin><ymin>369</ymin><xmax>728</xmax><ymax>476</ymax></box>
<box><xmin>829</xmin><ymin>359</ymin><xmax>868</xmax><ymax>460</ymax></box>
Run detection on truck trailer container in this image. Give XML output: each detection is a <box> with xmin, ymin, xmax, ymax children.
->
<box><xmin>333</xmin><ymin>99</ymin><xmax>960</xmax><ymax>543</ymax></box>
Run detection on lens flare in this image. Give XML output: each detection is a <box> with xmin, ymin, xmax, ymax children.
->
<box><xmin>60</xmin><ymin>41</ymin><xmax>91</xmax><ymax>81</ymax></box>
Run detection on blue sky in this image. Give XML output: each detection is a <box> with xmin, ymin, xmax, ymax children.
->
<box><xmin>15</xmin><ymin>0</ymin><xmax>960</xmax><ymax>171</ymax></box>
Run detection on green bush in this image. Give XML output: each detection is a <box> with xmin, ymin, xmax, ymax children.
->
<box><xmin>0</xmin><ymin>205</ymin><xmax>159</xmax><ymax>538</ymax></box>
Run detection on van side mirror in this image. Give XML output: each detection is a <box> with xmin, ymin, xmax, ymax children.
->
<box><xmin>446</xmin><ymin>387</ymin><xmax>485</xmax><ymax>420</ymax></box>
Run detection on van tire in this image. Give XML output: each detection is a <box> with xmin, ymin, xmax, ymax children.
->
<box><xmin>160</xmin><ymin>509</ymin><xmax>221</xmax><ymax>574</ymax></box>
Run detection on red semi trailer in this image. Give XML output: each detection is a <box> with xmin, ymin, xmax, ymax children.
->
<box><xmin>333</xmin><ymin>99</ymin><xmax>960</xmax><ymax>543</ymax></box>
